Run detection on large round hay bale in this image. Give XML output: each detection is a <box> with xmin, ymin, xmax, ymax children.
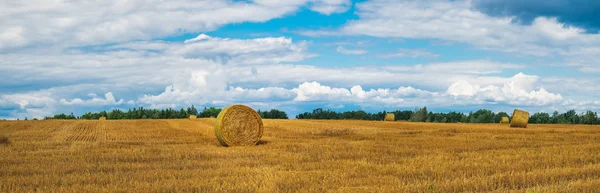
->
<box><xmin>500</xmin><ymin>116</ymin><xmax>509</xmax><ymax>124</ymax></box>
<box><xmin>510</xmin><ymin>109</ymin><xmax>529</xmax><ymax>128</ymax></box>
<box><xmin>189</xmin><ymin>115</ymin><xmax>197</xmax><ymax>120</ymax></box>
<box><xmin>214</xmin><ymin>104</ymin><xmax>263</xmax><ymax>146</ymax></box>
<box><xmin>99</xmin><ymin>117</ymin><xmax>106</xmax><ymax>121</ymax></box>
<box><xmin>384</xmin><ymin>113</ymin><xmax>395</xmax><ymax>121</ymax></box>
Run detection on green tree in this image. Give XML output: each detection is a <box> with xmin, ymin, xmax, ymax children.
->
<box><xmin>199</xmin><ymin>107</ymin><xmax>222</xmax><ymax>118</ymax></box>
<box><xmin>582</xmin><ymin>111</ymin><xmax>598</xmax><ymax>125</ymax></box>
<box><xmin>530</xmin><ymin>112</ymin><xmax>551</xmax><ymax>124</ymax></box>
<box><xmin>410</xmin><ymin>106</ymin><xmax>428</xmax><ymax>122</ymax></box>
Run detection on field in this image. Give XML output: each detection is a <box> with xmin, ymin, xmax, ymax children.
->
<box><xmin>1</xmin><ymin>119</ymin><xmax>600</xmax><ymax>192</ymax></box>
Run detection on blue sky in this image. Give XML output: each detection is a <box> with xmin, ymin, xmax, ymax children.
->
<box><xmin>1</xmin><ymin>0</ymin><xmax>600</xmax><ymax>119</ymax></box>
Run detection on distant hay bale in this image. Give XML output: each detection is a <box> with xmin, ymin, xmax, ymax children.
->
<box><xmin>510</xmin><ymin>109</ymin><xmax>529</xmax><ymax>128</ymax></box>
<box><xmin>384</xmin><ymin>113</ymin><xmax>395</xmax><ymax>121</ymax></box>
<box><xmin>99</xmin><ymin>117</ymin><xmax>106</xmax><ymax>121</ymax></box>
<box><xmin>214</xmin><ymin>104</ymin><xmax>263</xmax><ymax>147</ymax></box>
<box><xmin>189</xmin><ymin>115</ymin><xmax>197</xmax><ymax>120</ymax></box>
<box><xmin>500</xmin><ymin>116</ymin><xmax>509</xmax><ymax>124</ymax></box>
<box><xmin>210</xmin><ymin>116</ymin><xmax>215</xmax><ymax>118</ymax></box>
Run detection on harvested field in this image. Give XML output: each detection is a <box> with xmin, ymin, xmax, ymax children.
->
<box><xmin>1</xmin><ymin>119</ymin><xmax>599</xmax><ymax>192</ymax></box>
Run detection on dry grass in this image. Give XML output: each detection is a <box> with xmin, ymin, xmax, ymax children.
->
<box><xmin>1</xmin><ymin>119</ymin><xmax>600</xmax><ymax>192</ymax></box>
<box><xmin>310</xmin><ymin>128</ymin><xmax>355</xmax><ymax>137</ymax></box>
<box><xmin>0</xmin><ymin>135</ymin><xmax>8</xmax><ymax>144</ymax></box>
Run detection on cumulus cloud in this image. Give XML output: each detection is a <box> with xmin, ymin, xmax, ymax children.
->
<box><xmin>136</xmin><ymin>68</ymin><xmax>296</xmax><ymax>108</ymax></box>
<box><xmin>293</xmin><ymin>82</ymin><xmax>352</xmax><ymax>101</ymax></box>
<box><xmin>0</xmin><ymin>91</ymin><xmax>57</xmax><ymax>119</ymax></box>
<box><xmin>60</xmin><ymin>92</ymin><xmax>124</xmax><ymax>106</ymax></box>
<box><xmin>138</xmin><ymin>72</ymin><xmax>567</xmax><ymax>111</ymax></box>
<box><xmin>447</xmin><ymin>73</ymin><xmax>563</xmax><ymax>106</ymax></box>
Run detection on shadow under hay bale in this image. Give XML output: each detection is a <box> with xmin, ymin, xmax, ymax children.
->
<box><xmin>500</xmin><ymin>116</ymin><xmax>509</xmax><ymax>124</ymax></box>
<box><xmin>510</xmin><ymin>109</ymin><xmax>529</xmax><ymax>128</ymax></box>
<box><xmin>384</xmin><ymin>113</ymin><xmax>395</xmax><ymax>121</ymax></box>
<box><xmin>214</xmin><ymin>104</ymin><xmax>263</xmax><ymax>147</ymax></box>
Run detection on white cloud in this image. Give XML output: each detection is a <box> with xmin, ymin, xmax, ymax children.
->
<box><xmin>60</xmin><ymin>92</ymin><xmax>124</xmax><ymax>106</ymax></box>
<box><xmin>531</xmin><ymin>17</ymin><xmax>584</xmax><ymax>41</ymax></box>
<box><xmin>0</xmin><ymin>35</ymin><xmax>313</xmax><ymax>94</ymax></box>
<box><xmin>135</xmin><ymin>68</ymin><xmax>296</xmax><ymax>108</ymax></box>
<box><xmin>0</xmin><ymin>0</ymin><xmax>350</xmax><ymax>50</ymax></box>
<box><xmin>0</xmin><ymin>91</ymin><xmax>57</xmax><ymax>119</ymax></box>
<box><xmin>336</xmin><ymin>46</ymin><xmax>368</xmax><ymax>55</ymax></box>
<box><xmin>177</xmin><ymin>34</ymin><xmax>313</xmax><ymax>64</ymax></box>
<box><xmin>303</xmin><ymin>0</ymin><xmax>600</xmax><ymax>72</ymax></box>
<box><xmin>1</xmin><ymin>91</ymin><xmax>55</xmax><ymax>110</ymax></box>
<box><xmin>309</xmin><ymin>0</ymin><xmax>352</xmax><ymax>15</ymax></box>
<box><xmin>379</xmin><ymin>48</ymin><xmax>439</xmax><ymax>58</ymax></box>
<box><xmin>293</xmin><ymin>82</ymin><xmax>352</xmax><ymax>101</ymax></box>
<box><xmin>339</xmin><ymin>0</ymin><xmax>600</xmax><ymax>55</ymax></box>
<box><xmin>0</xmin><ymin>34</ymin><xmax>315</xmax><ymax>118</ymax></box>
<box><xmin>140</xmin><ymin>72</ymin><xmax>565</xmax><ymax>110</ymax></box>
<box><xmin>447</xmin><ymin>73</ymin><xmax>563</xmax><ymax>106</ymax></box>
<box><xmin>0</xmin><ymin>26</ymin><xmax>28</xmax><ymax>49</ymax></box>
<box><xmin>241</xmin><ymin>60</ymin><xmax>525</xmax><ymax>90</ymax></box>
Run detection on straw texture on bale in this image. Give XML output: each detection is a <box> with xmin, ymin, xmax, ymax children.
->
<box><xmin>189</xmin><ymin>115</ymin><xmax>197</xmax><ymax>120</ymax></box>
<box><xmin>510</xmin><ymin>109</ymin><xmax>529</xmax><ymax>128</ymax></box>
<box><xmin>500</xmin><ymin>117</ymin><xmax>509</xmax><ymax>124</ymax></box>
<box><xmin>99</xmin><ymin>117</ymin><xmax>106</xmax><ymax>121</ymax></box>
<box><xmin>384</xmin><ymin>113</ymin><xmax>395</xmax><ymax>121</ymax></box>
<box><xmin>214</xmin><ymin>104</ymin><xmax>263</xmax><ymax>147</ymax></box>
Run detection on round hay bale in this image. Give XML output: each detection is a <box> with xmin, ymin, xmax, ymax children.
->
<box><xmin>500</xmin><ymin>116</ymin><xmax>509</xmax><ymax>124</ymax></box>
<box><xmin>99</xmin><ymin>117</ymin><xmax>107</xmax><ymax>121</ymax></box>
<box><xmin>189</xmin><ymin>115</ymin><xmax>197</xmax><ymax>120</ymax></box>
<box><xmin>510</xmin><ymin>109</ymin><xmax>529</xmax><ymax>128</ymax></box>
<box><xmin>384</xmin><ymin>113</ymin><xmax>395</xmax><ymax>121</ymax></box>
<box><xmin>214</xmin><ymin>104</ymin><xmax>263</xmax><ymax>146</ymax></box>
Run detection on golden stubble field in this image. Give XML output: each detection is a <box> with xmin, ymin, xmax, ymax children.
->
<box><xmin>1</xmin><ymin>119</ymin><xmax>600</xmax><ymax>192</ymax></box>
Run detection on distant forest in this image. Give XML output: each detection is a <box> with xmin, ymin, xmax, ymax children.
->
<box><xmin>47</xmin><ymin>105</ymin><xmax>288</xmax><ymax>120</ymax></box>
<box><xmin>296</xmin><ymin>107</ymin><xmax>600</xmax><ymax>125</ymax></box>
<box><xmin>44</xmin><ymin>106</ymin><xmax>599</xmax><ymax>125</ymax></box>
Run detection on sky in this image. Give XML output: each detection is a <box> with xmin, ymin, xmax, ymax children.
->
<box><xmin>1</xmin><ymin>0</ymin><xmax>600</xmax><ymax>119</ymax></box>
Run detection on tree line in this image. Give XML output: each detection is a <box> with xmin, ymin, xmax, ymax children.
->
<box><xmin>48</xmin><ymin>105</ymin><xmax>288</xmax><ymax>120</ymax></box>
<box><xmin>41</xmin><ymin>105</ymin><xmax>600</xmax><ymax>124</ymax></box>
<box><xmin>296</xmin><ymin>107</ymin><xmax>600</xmax><ymax>125</ymax></box>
